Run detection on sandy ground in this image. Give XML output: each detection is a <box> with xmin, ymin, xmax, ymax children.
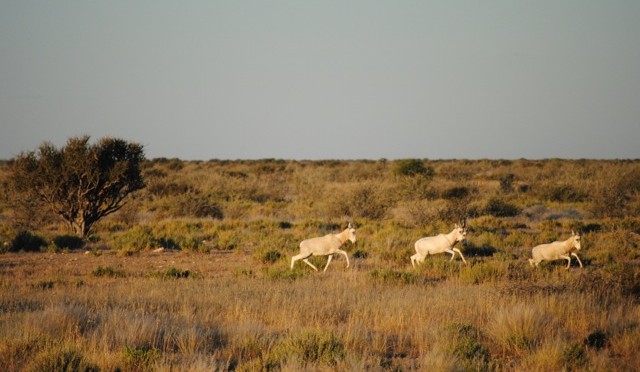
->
<box><xmin>0</xmin><ymin>249</ymin><xmax>255</xmax><ymax>283</ymax></box>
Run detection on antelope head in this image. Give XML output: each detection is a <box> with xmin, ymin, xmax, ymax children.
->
<box><xmin>572</xmin><ymin>230</ymin><xmax>581</xmax><ymax>251</ymax></box>
<box><xmin>346</xmin><ymin>223</ymin><xmax>357</xmax><ymax>244</ymax></box>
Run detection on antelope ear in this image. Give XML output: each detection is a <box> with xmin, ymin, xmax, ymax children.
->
<box><xmin>348</xmin><ymin>223</ymin><xmax>352</xmax><ymax>229</ymax></box>
<box><xmin>572</xmin><ymin>230</ymin><xmax>576</xmax><ymax>236</ymax></box>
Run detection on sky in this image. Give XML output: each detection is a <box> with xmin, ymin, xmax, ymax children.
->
<box><xmin>1</xmin><ymin>1</ymin><xmax>639</xmax><ymax>160</ymax></box>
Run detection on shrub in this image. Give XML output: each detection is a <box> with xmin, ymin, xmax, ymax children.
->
<box><xmin>590</xmin><ymin>167</ymin><xmax>640</xmax><ymax>218</ymax></box>
<box><xmin>500</xmin><ymin>173</ymin><xmax>515</xmax><ymax>193</ymax></box>
<box><xmin>544</xmin><ymin>185</ymin><xmax>587</xmax><ymax>203</ymax></box>
<box><xmin>328</xmin><ymin>182</ymin><xmax>390</xmax><ymax>219</ymax></box>
<box><xmin>413</xmin><ymin>257</ymin><xmax>465</xmax><ymax>280</ymax></box>
<box><xmin>153</xmin><ymin>267</ymin><xmax>191</xmax><ymax>279</ymax></box>
<box><xmin>263</xmin><ymin>267</ymin><xmax>306</xmax><ymax>281</ymax></box>
<box><xmin>396</xmin><ymin>175</ymin><xmax>437</xmax><ymax>201</ymax></box>
<box><xmin>177</xmin><ymin>192</ymin><xmax>224</xmax><ymax>219</ymax></box>
<box><xmin>394</xmin><ymin>159</ymin><xmax>434</xmax><ymax>178</ymax></box>
<box><xmin>484</xmin><ymin>198</ymin><xmax>520</xmax><ymax>217</ymax></box>
<box><xmin>269</xmin><ymin>330</ymin><xmax>345</xmax><ymax>367</ymax></box>
<box><xmin>92</xmin><ymin>266</ymin><xmax>126</xmax><ymax>278</ymax></box>
<box><xmin>261</xmin><ymin>250</ymin><xmax>282</xmax><ymax>264</ymax></box>
<box><xmin>443</xmin><ymin>323</ymin><xmax>491</xmax><ymax>371</ymax></box>
<box><xmin>10</xmin><ymin>230</ymin><xmax>47</xmax><ymax>252</ymax></box>
<box><xmin>442</xmin><ymin>186</ymin><xmax>470</xmax><ymax>199</ymax></box>
<box><xmin>163</xmin><ymin>158</ymin><xmax>184</xmax><ymax>171</ymax></box>
<box><xmin>26</xmin><ymin>349</ymin><xmax>98</xmax><ymax>372</ymax></box>
<box><xmin>459</xmin><ymin>261</ymin><xmax>506</xmax><ymax>284</ymax></box>
<box><xmin>279</xmin><ymin>221</ymin><xmax>293</xmax><ymax>229</ymax></box>
<box><xmin>147</xmin><ymin>181</ymin><xmax>193</xmax><ymax>197</ymax></box>
<box><xmin>369</xmin><ymin>269</ymin><xmax>420</xmax><ymax>285</ymax></box>
<box><xmin>111</xmin><ymin>225</ymin><xmax>155</xmax><ymax>252</ymax></box>
<box><xmin>488</xmin><ymin>304</ymin><xmax>549</xmax><ymax>356</ymax></box>
<box><xmin>463</xmin><ymin>243</ymin><xmax>497</xmax><ymax>257</ymax></box>
<box><xmin>352</xmin><ymin>249</ymin><xmax>369</xmax><ymax>259</ymax></box>
<box><xmin>52</xmin><ymin>235</ymin><xmax>84</xmax><ymax>250</ymax></box>
<box><xmin>584</xmin><ymin>330</ymin><xmax>608</xmax><ymax>350</ymax></box>
<box><xmin>562</xmin><ymin>343</ymin><xmax>588</xmax><ymax>368</ymax></box>
<box><xmin>33</xmin><ymin>280</ymin><xmax>55</xmax><ymax>290</ymax></box>
<box><xmin>191</xmin><ymin>199</ymin><xmax>224</xmax><ymax>219</ymax></box>
<box><xmin>123</xmin><ymin>346</ymin><xmax>160</xmax><ymax>372</ymax></box>
<box><xmin>438</xmin><ymin>198</ymin><xmax>474</xmax><ymax>223</ymax></box>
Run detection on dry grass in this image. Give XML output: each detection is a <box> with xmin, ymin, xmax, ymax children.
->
<box><xmin>1</xmin><ymin>158</ymin><xmax>639</xmax><ymax>370</ymax></box>
<box><xmin>1</xmin><ymin>248</ymin><xmax>639</xmax><ymax>371</ymax></box>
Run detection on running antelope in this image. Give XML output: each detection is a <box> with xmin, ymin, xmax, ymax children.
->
<box><xmin>290</xmin><ymin>223</ymin><xmax>356</xmax><ymax>272</ymax></box>
<box><xmin>411</xmin><ymin>222</ymin><xmax>468</xmax><ymax>267</ymax></box>
<box><xmin>529</xmin><ymin>231</ymin><xmax>583</xmax><ymax>269</ymax></box>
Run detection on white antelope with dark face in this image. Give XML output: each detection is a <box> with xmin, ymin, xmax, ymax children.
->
<box><xmin>528</xmin><ymin>231</ymin><xmax>583</xmax><ymax>269</ymax></box>
<box><xmin>290</xmin><ymin>223</ymin><xmax>356</xmax><ymax>272</ymax></box>
<box><xmin>411</xmin><ymin>222</ymin><xmax>468</xmax><ymax>267</ymax></box>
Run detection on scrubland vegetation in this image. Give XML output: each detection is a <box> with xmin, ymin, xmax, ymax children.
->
<box><xmin>1</xmin><ymin>158</ymin><xmax>639</xmax><ymax>371</ymax></box>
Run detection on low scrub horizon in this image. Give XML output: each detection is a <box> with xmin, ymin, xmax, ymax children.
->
<box><xmin>1</xmin><ymin>158</ymin><xmax>639</xmax><ymax>370</ymax></box>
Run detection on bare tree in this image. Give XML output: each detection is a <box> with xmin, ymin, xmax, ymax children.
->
<box><xmin>7</xmin><ymin>136</ymin><xmax>145</xmax><ymax>238</ymax></box>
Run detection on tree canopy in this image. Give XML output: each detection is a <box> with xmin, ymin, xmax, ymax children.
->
<box><xmin>7</xmin><ymin>136</ymin><xmax>145</xmax><ymax>237</ymax></box>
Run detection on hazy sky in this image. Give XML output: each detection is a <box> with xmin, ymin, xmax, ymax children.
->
<box><xmin>1</xmin><ymin>1</ymin><xmax>639</xmax><ymax>160</ymax></box>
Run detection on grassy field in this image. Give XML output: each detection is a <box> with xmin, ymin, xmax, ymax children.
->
<box><xmin>1</xmin><ymin>158</ymin><xmax>639</xmax><ymax>371</ymax></box>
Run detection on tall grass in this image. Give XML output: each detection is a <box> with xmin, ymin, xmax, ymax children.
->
<box><xmin>1</xmin><ymin>249</ymin><xmax>638</xmax><ymax>370</ymax></box>
<box><xmin>0</xmin><ymin>159</ymin><xmax>639</xmax><ymax>370</ymax></box>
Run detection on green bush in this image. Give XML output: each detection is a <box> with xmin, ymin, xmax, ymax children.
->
<box><xmin>269</xmin><ymin>330</ymin><xmax>345</xmax><ymax>367</ymax></box>
<box><xmin>442</xmin><ymin>186</ymin><xmax>470</xmax><ymax>199</ymax></box>
<box><xmin>369</xmin><ymin>268</ymin><xmax>420</xmax><ymax>285</ymax></box>
<box><xmin>26</xmin><ymin>349</ymin><xmax>98</xmax><ymax>372</ymax></box>
<box><xmin>152</xmin><ymin>267</ymin><xmax>191</xmax><ymax>279</ymax></box>
<box><xmin>10</xmin><ymin>231</ymin><xmax>47</xmax><ymax>252</ymax></box>
<box><xmin>263</xmin><ymin>267</ymin><xmax>306</xmax><ymax>281</ymax></box>
<box><xmin>123</xmin><ymin>346</ymin><xmax>160</xmax><ymax>372</ymax></box>
<box><xmin>261</xmin><ymin>250</ymin><xmax>282</xmax><ymax>264</ymax></box>
<box><xmin>460</xmin><ymin>261</ymin><xmax>506</xmax><ymax>284</ymax></box>
<box><xmin>544</xmin><ymin>185</ymin><xmax>587</xmax><ymax>203</ymax></box>
<box><xmin>413</xmin><ymin>257</ymin><xmax>464</xmax><ymax>280</ymax></box>
<box><xmin>111</xmin><ymin>225</ymin><xmax>155</xmax><ymax>252</ymax></box>
<box><xmin>444</xmin><ymin>323</ymin><xmax>491</xmax><ymax>371</ymax></box>
<box><xmin>394</xmin><ymin>159</ymin><xmax>434</xmax><ymax>178</ymax></box>
<box><xmin>562</xmin><ymin>343</ymin><xmax>588</xmax><ymax>368</ymax></box>
<box><xmin>53</xmin><ymin>235</ymin><xmax>84</xmax><ymax>250</ymax></box>
<box><xmin>92</xmin><ymin>266</ymin><xmax>126</xmax><ymax>278</ymax></box>
<box><xmin>484</xmin><ymin>198</ymin><xmax>521</xmax><ymax>217</ymax></box>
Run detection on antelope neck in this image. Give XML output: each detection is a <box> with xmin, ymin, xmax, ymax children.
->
<box><xmin>564</xmin><ymin>237</ymin><xmax>576</xmax><ymax>252</ymax></box>
<box><xmin>444</xmin><ymin>231</ymin><xmax>457</xmax><ymax>247</ymax></box>
<box><xmin>334</xmin><ymin>230</ymin><xmax>349</xmax><ymax>244</ymax></box>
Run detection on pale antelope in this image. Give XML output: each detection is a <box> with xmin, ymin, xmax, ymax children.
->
<box><xmin>529</xmin><ymin>231</ymin><xmax>583</xmax><ymax>269</ymax></box>
<box><xmin>411</xmin><ymin>222</ymin><xmax>468</xmax><ymax>267</ymax></box>
<box><xmin>291</xmin><ymin>223</ymin><xmax>356</xmax><ymax>272</ymax></box>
